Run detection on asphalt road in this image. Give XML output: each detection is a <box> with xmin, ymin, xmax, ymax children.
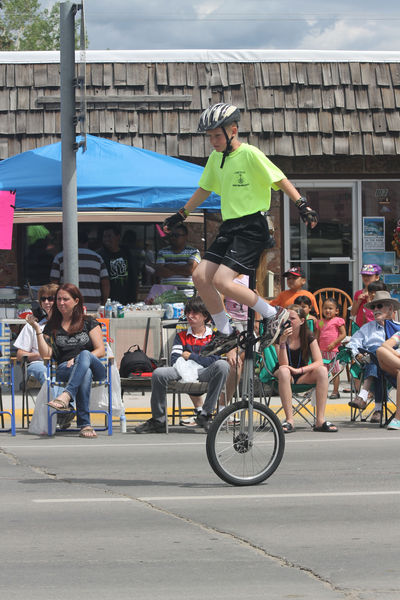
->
<box><xmin>1</xmin><ymin>421</ymin><xmax>400</xmax><ymax>600</ymax></box>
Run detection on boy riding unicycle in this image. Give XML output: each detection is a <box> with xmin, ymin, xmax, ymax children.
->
<box><xmin>163</xmin><ymin>103</ymin><xmax>318</xmax><ymax>354</ymax></box>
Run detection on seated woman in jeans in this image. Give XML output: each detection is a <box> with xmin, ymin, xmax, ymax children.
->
<box><xmin>27</xmin><ymin>283</ymin><xmax>105</xmax><ymax>438</ymax></box>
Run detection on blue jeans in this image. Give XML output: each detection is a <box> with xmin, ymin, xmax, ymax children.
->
<box><xmin>27</xmin><ymin>360</ymin><xmax>47</xmax><ymax>385</ymax></box>
<box><xmin>56</xmin><ymin>350</ymin><xmax>106</xmax><ymax>428</ymax></box>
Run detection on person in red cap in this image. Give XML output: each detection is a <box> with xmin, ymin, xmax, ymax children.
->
<box><xmin>351</xmin><ymin>264</ymin><xmax>382</xmax><ymax>328</ymax></box>
<box><xmin>269</xmin><ymin>266</ymin><xmax>319</xmax><ymax>315</ymax></box>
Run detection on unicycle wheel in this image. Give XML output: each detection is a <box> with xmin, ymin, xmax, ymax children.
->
<box><xmin>206</xmin><ymin>401</ymin><xmax>285</xmax><ymax>486</ymax></box>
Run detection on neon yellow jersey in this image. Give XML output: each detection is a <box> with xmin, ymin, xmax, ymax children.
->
<box><xmin>198</xmin><ymin>143</ymin><xmax>285</xmax><ymax>221</ymax></box>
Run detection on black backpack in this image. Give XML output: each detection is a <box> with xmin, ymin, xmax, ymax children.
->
<box><xmin>119</xmin><ymin>344</ymin><xmax>159</xmax><ymax>377</ymax></box>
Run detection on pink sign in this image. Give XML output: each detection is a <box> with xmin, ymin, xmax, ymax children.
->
<box><xmin>0</xmin><ymin>191</ymin><xmax>15</xmax><ymax>250</ymax></box>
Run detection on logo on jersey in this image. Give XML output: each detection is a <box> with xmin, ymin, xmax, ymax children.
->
<box><xmin>232</xmin><ymin>171</ymin><xmax>249</xmax><ymax>187</ymax></box>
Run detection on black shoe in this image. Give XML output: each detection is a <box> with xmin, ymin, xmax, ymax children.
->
<box><xmin>260</xmin><ymin>307</ymin><xmax>289</xmax><ymax>350</ymax></box>
<box><xmin>195</xmin><ymin>413</ymin><xmax>212</xmax><ymax>431</ymax></box>
<box><xmin>134</xmin><ymin>418</ymin><xmax>166</xmax><ymax>434</ymax></box>
<box><xmin>200</xmin><ymin>329</ymin><xmax>239</xmax><ymax>356</ymax></box>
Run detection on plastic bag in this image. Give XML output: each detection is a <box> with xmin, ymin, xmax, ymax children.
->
<box><xmin>174</xmin><ymin>356</ymin><xmax>204</xmax><ymax>383</ymax></box>
<box><xmin>28</xmin><ymin>382</ymin><xmax>57</xmax><ymax>436</ymax></box>
<box><xmin>90</xmin><ymin>362</ymin><xmax>123</xmax><ymax>417</ymax></box>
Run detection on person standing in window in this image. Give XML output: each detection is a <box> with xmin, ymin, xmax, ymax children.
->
<box><xmin>155</xmin><ymin>224</ymin><xmax>201</xmax><ymax>297</ymax></box>
<box><xmin>99</xmin><ymin>225</ymin><xmax>137</xmax><ymax>305</ymax></box>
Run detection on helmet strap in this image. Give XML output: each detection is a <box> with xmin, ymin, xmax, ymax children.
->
<box><xmin>220</xmin><ymin>126</ymin><xmax>234</xmax><ymax>168</ymax></box>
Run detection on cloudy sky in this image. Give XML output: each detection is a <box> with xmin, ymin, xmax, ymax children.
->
<box><xmin>44</xmin><ymin>0</ymin><xmax>400</xmax><ymax>51</ymax></box>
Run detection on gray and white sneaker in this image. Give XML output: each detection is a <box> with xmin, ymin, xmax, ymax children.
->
<box><xmin>180</xmin><ymin>411</ymin><xmax>202</xmax><ymax>427</ymax></box>
<box><xmin>260</xmin><ymin>307</ymin><xmax>290</xmax><ymax>350</ymax></box>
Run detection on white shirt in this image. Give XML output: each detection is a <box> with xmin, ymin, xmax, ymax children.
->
<box><xmin>14</xmin><ymin>321</ymin><xmax>45</xmax><ymax>360</ymax></box>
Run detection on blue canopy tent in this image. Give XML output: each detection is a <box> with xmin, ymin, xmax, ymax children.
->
<box><xmin>0</xmin><ymin>134</ymin><xmax>220</xmax><ymax>212</ymax></box>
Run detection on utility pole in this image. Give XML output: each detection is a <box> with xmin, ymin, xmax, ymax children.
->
<box><xmin>60</xmin><ymin>1</ymin><xmax>78</xmax><ymax>286</ymax></box>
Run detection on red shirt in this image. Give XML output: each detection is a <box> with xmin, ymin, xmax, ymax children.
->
<box><xmin>353</xmin><ymin>289</ymin><xmax>374</xmax><ymax>328</ymax></box>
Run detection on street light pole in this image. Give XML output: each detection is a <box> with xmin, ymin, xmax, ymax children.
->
<box><xmin>60</xmin><ymin>1</ymin><xmax>79</xmax><ymax>286</ymax></box>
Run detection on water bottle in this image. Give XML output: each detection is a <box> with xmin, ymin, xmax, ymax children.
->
<box><xmin>105</xmin><ymin>298</ymin><xmax>113</xmax><ymax>319</ymax></box>
<box><xmin>120</xmin><ymin>410</ymin><xmax>127</xmax><ymax>433</ymax></box>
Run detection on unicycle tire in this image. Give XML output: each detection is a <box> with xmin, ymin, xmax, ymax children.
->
<box><xmin>206</xmin><ymin>401</ymin><xmax>285</xmax><ymax>486</ymax></box>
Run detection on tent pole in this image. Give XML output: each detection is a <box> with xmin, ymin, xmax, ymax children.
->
<box><xmin>60</xmin><ymin>1</ymin><xmax>79</xmax><ymax>286</ymax></box>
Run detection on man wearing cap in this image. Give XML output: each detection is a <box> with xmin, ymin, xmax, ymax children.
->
<box><xmin>351</xmin><ymin>264</ymin><xmax>382</xmax><ymax>328</ymax></box>
<box><xmin>269</xmin><ymin>266</ymin><xmax>319</xmax><ymax>315</ymax></box>
<box><xmin>346</xmin><ymin>291</ymin><xmax>400</xmax><ymax>423</ymax></box>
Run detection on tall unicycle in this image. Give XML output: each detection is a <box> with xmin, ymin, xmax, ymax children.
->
<box><xmin>206</xmin><ymin>273</ymin><xmax>285</xmax><ymax>486</ymax></box>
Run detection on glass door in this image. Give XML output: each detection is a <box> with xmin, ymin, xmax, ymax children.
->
<box><xmin>283</xmin><ymin>183</ymin><xmax>359</xmax><ymax>297</ymax></box>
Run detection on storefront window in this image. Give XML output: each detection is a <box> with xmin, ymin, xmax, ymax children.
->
<box><xmin>19</xmin><ymin>222</ymin><xmax>158</xmax><ymax>289</ymax></box>
<box><xmin>362</xmin><ymin>181</ymin><xmax>400</xmax><ymax>301</ymax></box>
<box><xmin>361</xmin><ymin>181</ymin><xmax>400</xmax><ymax>252</ymax></box>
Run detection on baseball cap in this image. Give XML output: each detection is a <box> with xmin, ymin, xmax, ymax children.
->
<box><xmin>360</xmin><ymin>264</ymin><xmax>382</xmax><ymax>275</ymax></box>
<box><xmin>283</xmin><ymin>266</ymin><xmax>305</xmax><ymax>278</ymax></box>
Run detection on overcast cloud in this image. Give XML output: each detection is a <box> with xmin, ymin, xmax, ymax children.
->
<box><xmin>42</xmin><ymin>0</ymin><xmax>400</xmax><ymax>51</ymax></box>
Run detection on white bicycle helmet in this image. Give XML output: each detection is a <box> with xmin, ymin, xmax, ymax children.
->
<box><xmin>197</xmin><ymin>103</ymin><xmax>240</xmax><ymax>132</ymax></box>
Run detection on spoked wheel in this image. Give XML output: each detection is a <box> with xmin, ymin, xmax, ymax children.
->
<box><xmin>206</xmin><ymin>401</ymin><xmax>285</xmax><ymax>486</ymax></box>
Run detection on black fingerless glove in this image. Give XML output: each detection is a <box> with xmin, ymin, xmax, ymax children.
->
<box><xmin>295</xmin><ymin>197</ymin><xmax>319</xmax><ymax>226</ymax></box>
<box><xmin>163</xmin><ymin>208</ymin><xmax>189</xmax><ymax>231</ymax></box>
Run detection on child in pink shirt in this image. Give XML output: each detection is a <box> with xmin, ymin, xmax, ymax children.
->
<box><xmin>316</xmin><ymin>297</ymin><xmax>346</xmax><ymax>399</ymax></box>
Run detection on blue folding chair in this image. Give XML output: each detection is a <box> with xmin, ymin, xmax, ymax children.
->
<box><xmin>0</xmin><ymin>322</ymin><xmax>16</xmax><ymax>435</ymax></box>
<box><xmin>46</xmin><ymin>323</ymin><xmax>113</xmax><ymax>436</ymax></box>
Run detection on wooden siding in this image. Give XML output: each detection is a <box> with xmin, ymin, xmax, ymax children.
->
<box><xmin>0</xmin><ymin>59</ymin><xmax>399</xmax><ymax>161</ymax></box>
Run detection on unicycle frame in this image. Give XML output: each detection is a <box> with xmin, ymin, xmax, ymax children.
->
<box><xmin>235</xmin><ymin>271</ymin><xmax>258</xmax><ymax>444</ymax></box>
<box><xmin>205</xmin><ymin>271</ymin><xmax>285</xmax><ymax>486</ymax></box>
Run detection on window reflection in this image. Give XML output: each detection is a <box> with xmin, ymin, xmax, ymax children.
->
<box><xmin>290</xmin><ymin>188</ymin><xmax>353</xmax><ymax>260</ymax></box>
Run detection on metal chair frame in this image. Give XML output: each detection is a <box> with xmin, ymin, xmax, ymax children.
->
<box><xmin>0</xmin><ymin>322</ymin><xmax>16</xmax><ymax>435</ymax></box>
<box><xmin>19</xmin><ymin>357</ymin><xmax>42</xmax><ymax>428</ymax></box>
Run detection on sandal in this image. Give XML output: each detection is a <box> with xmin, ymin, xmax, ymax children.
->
<box><xmin>329</xmin><ymin>392</ymin><xmax>340</xmax><ymax>399</ymax></box>
<box><xmin>79</xmin><ymin>426</ymin><xmax>97</xmax><ymax>438</ymax></box>
<box><xmin>281</xmin><ymin>421</ymin><xmax>295</xmax><ymax>434</ymax></box>
<box><xmin>313</xmin><ymin>421</ymin><xmax>338</xmax><ymax>433</ymax></box>
<box><xmin>47</xmin><ymin>392</ymin><xmax>72</xmax><ymax>412</ymax></box>
<box><xmin>348</xmin><ymin>397</ymin><xmax>367</xmax><ymax>410</ymax></box>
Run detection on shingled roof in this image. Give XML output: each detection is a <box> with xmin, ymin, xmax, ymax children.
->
<box><xmin>0</xmin><ymin>49</ymin><xmax>399</xmax><ymax>160</ymax></box>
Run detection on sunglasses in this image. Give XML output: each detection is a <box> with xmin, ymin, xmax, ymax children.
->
<box><xmin>40</xmin><ymin>296</ymin><xmax>55</xmax><ymax>302</ymax></box>
<box><xmin>169</xmin><ymin>233</ymin><xmax>185</xmax><ymax>238</ymax></box>
<box><xmin>370</xmin><ymin>303</ymin><xmax>388</xmax><ymax>310</ymax></box>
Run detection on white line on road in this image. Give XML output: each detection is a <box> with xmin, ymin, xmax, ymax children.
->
<box><xmin>32</xmin><ymin>490</ymin><xmax>400</xmax><ymax>504</ymax></box>
<box><xmin>2</xmin><ymin>436</ymin><xmax>400</xmax><ymax>450</ymax></box>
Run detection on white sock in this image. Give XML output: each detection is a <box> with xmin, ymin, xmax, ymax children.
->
<box><xmin>252</xmin><ymin>297</ymin><xmax>276</xmax><ymax>319</ymax></box>
<box><xmin>211</xmin><ymin>310</ymin><xmax>233</xmax><ymax>334</ymax></box>
<box><xmin>358</xmin><ymin>389</ymin><xmax>369</xmax><ymax>401</ymax></box>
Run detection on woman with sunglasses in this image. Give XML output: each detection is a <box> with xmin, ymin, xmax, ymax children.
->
<box><xmin>28</xmin><ymin>283</ymin><xmax>106</xmax><ymax>438</ymax></box>
<box><xmin>15</xmin><ymin>283</ymin><xmax>59</xmax><ymax>385</ymax></box>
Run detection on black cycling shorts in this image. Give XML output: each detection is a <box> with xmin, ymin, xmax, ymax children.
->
<box><xmin>204</xmin><ymin>211</ymin><xmax>273</xmax><ymax>275</ymax></box>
